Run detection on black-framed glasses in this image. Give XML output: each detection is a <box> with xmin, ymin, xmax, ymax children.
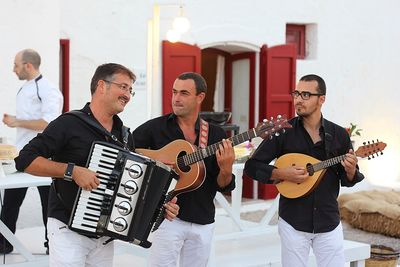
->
<box><xmin>291</xmin><ymin>90</ymin><xmax>324</xmax><ymax>100</ymax></box>
<box><xmin>104</xmin><ymin>80</ymin><xmax>135</xmax><ymax>96</ymax></box>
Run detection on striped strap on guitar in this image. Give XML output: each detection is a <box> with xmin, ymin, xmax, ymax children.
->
<box><xmin>199</xmin><ymin>119</ymin><xmax>209</xmax><ymax>148</ymax></box>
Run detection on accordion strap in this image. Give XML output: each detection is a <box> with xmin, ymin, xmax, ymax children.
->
<box><xmin>52</xmin><ymin>110</ymin><xmax>130</xmax><ymax>220</ymax></box>
<box><xmin>66</xmin><ymin>110</ymin><xmax>130</xmax><ymax>150</ymax></box>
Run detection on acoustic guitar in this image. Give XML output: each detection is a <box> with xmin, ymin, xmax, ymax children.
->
<box><xmin>275</xmin><ymin>140</ymin><xmax>387</xmax><ymax>199</ymax></box>
<box><xmin>136</xmin><ymin>115</ymin><xmax>292</xmax><ymax>231</ymax></box>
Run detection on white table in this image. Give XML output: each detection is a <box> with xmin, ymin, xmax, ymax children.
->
<box><xmin>0</xmin><ymin>172</ymin><xmax>51</xmax><ymax>262</ymax></box>
<box><xmin>214</xmin><ymin>163</ymin><xmax>279</xmax><ymax>231</ymax></box>
<box><xmin>214</xmin><ymin>163</ymin><xmax>246</xmax><ymax>229</ymax></box>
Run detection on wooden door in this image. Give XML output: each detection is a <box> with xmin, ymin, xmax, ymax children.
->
<box><xmin>229</xmin><ymin>52</ymin><xmax>256</xmax><ymax>130</ymax></box>
<box><xmin>242</xmin><ymin>44</ymin><xmax>297</xmax><ymax>200</ymax></box>
<box><xmin>259</xmin><ymin>44</ymin><xmax>296</xmax><ymax>121</ymax></box>
<box><xmin>162</xmin><ymin>41</ymin><xmax>201</xmax><ymax>114</ymax></box>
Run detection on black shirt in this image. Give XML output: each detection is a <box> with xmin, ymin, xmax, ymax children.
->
<box><xmin>244</xmin><ymin>116</ymin><xmax>364</xmax><ymax>233</ymax></box>
<box><xmin>15</xmin><ymin>103</ymin><xmax>134</xmax><ymax>225</ymax></box>
<box><xmin>132</xmin><ymin>113</ymin><xmax>235</xmax><ymax>225</ymax></box>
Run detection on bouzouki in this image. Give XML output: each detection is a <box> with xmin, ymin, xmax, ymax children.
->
<box><xmin>275</xmin><ymin>140</ymin><xmax>387</xmax><ymax>199</ymax></box>
<box><xmin>136</xmin><ymin>115</ymin><xmax>292</xmax><ymax>231</ymax></box>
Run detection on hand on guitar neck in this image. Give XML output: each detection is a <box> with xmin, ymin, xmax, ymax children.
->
<box><xmin>340</xmin><ymin>149</ymin><xmax>358</xmax><ymax>181</ymax></box>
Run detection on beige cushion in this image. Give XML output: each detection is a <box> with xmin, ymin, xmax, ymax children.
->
<box><xmin>339</xmin><ymin>190</ymin><xmax>400</xmax><ymax>238</ymax></box>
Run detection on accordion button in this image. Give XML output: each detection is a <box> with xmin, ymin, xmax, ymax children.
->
<box><xmin>112</xmin><ymin>217</ymin><xmax>128</xmax><ymax>232</ymax></box>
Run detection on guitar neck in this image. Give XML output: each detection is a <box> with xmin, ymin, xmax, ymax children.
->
<box><xmin>312</xmin><ymin>154</ymin><xmax>347</xmax><ymax>172</ymax></box>
<box><xmin>182</xmin><ymin>128</ymin><xmax>258</xmax><ymax>165</ymax></box>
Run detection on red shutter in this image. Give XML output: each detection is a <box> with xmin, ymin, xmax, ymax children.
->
<box><xmin>243</xmin><ymin>44</ymin><xmax>297</xmax><ymax>200</ymax></box>
<box><xmin>286</xmin><ymin>24</ymin><xmax>306</xmax><ymax>59</ymax></box>
<box><xmin>60</xmin><ymin>39</ymin><xmax>70</xmax><ymax>113</ymax></box>
<box><xmin>259</xmin><ymin>44</ymin><xmax>296</xmax><ymax>121</ymax></box>
<box><xmin>162</xmin><ymin>41</ymin><xmax>201</xmax><ymax>114</ymax></box>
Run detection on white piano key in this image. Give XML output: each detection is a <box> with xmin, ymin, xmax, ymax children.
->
<box><xmin>90</xmin><ymin>154</ymin><xmax>117</xmax><ymax>164</ymax></box>
<box><xmin>71</xmin><ymin>223</ymin><xmax>97</xmax><ymax>233</ymax></box>
<box><xmin>72</xmin><ymin>218</ymin><xmax>98</xmax><ymax>227</ymax></box>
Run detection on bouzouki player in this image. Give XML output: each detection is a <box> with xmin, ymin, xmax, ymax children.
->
<box><xmin>244</xmin><ymin>74</ymin><xmax>365</xmax><ymax>267</ymax></box>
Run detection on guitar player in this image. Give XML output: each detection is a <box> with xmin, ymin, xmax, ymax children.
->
<box><xmin>132</xmin><ymin>72</ymin><xmax>236</xmax><ymax>267</ymax></box>
<box><xmin>244</xmin><ymin>74</ymin><xmax>365</xmax><ymax>267</ymax></box>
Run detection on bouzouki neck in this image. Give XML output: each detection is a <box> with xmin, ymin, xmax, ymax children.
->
<box><xmin>183</xmin><ymin>128</ymin><xmax>258</xmax><ymax>166</ymax></box>
<box><xmin>311</xmin><ymin>140</ymin><xmax>387</xmax><ymax>174</ymax></box>
<box><xmin>182</xmin><ymin>115</ymin><xmax>292</xmax><ymax>166</ymax></box>
<box><xmin>311</xmin><ymin>154</ymin><xmax>347</xmax><ymax>173</ymax></box>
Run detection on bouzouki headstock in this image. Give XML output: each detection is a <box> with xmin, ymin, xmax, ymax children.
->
<box><xmin>355</xmin><ymin>139</ymin><xmax>387</xmax><ymax>159</ymax></box>
<box><xmin>255</xmin><ymin>115</ymin><xmax>292</xmax><ymax>140</ymax></box>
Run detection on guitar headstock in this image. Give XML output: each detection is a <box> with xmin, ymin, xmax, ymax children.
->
<box><xmin>255</xmin><ymin>115</ymin><xmax>292</xmax><ymax>140</ymax></box>
<box><xmin>355</xmin><ymin>139</ymin><xmax>387</xmax><ymax>159</ymax></box>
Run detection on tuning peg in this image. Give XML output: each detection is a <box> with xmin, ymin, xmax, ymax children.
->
<box><xmin>372</xmin><ymin>154</ymin><xmax>375</xmax><ymax>158</ymax></box>
<box><xmin>269</xmin><ymin>135</ymin><xmax>273</xmax><ymax>140</ymax></box>
<box><xmin>275</xmin><ymin>132</ymin><xmax>280</xmax><ymax>136</ymax></box>
<box><xmin>377</xmin><ymin>139</ymin><xmax>379</xmax><ymax>142</ymax></box>
<box><xmin>367</xmin><ymin>156</ymin><xmax>371</xmax><ymax>160</ymax></box>
<box><xmin>363</xmin><ymin>142</ymin><xmax>366</xmax><ymax>146</ymax></box>
<box><xmin>263</xmin><ymin>118</ymin><xmax>267</xmax><ymax>123</ymax></box>
<box><xmin>381</xmin><ymin>151</ymin><xmax>383</xmax><ymax>155</ymax></box>
<box><xmin>282</xmin><ymin>129</ymin><xmax>286</xmax><ymax>134</ymax></box>
<box><xmin>277</xmin><ymin>115</ymin><xmax>282</xmax><ymax>119</ymax></box>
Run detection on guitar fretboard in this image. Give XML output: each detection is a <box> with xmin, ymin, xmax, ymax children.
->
<box><xmin>311</xmin><ymin>155</ymin><xmax>347</xmax><ymax>172</ymax></box>
<box><xmin>181</xmin><ymin>128</ymin><xmax>259</xmax><ymax>166</ymax></box>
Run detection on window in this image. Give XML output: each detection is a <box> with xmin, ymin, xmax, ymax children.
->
<box><xmin>286</xmin><ymin>24</ymin><xmax>306</xmax><ymax>59</ymax></box>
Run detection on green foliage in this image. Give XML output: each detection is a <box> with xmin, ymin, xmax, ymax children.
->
<box><xmin>346</xmin><ymin>123</ymin><xmax>362</xmax><ymax>137</ymax></box>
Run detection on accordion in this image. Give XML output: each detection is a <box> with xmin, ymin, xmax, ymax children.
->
<box><xmin>68</xmin><ymin>141</ymin><xmax>173</xmax><ymax>248</ymax></box>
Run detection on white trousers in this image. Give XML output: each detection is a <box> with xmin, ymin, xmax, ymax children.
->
<box><xmin>278</xmin><ymin>218</ymin><xmax>345</xmax><ymax>267</ymax></box>
<box><xmin>149</xmin><ymin>218</ymin><xmax>215</xmax><ymax>267</ymax></box>
<box><xmin>47</xmin><ymin>217</ymin><xmax>114</xmax><ymax>267</ymax></box>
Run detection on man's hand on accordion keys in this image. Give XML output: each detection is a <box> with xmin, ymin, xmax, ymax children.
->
<box><xmin>73</xmin><ymin>166</ymin><xmax>101</xmax><ymax>191</ymax></box>
<box><xmin>164</xmin><ymin>196</ymin><xmax>179</xmax><ymax>221</ymax></box>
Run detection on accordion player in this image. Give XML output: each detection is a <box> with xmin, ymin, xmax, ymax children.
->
<box><xmin>68</xmin><ymin>141</ymin><xmax>173</xmax><ymax>248</ymax></box>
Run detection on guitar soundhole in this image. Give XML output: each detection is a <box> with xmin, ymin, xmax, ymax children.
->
<box><xmin>306</xmin><ymin>163</ymin><xmax>314</xmax><ymax>176</ymax></box>
<box><xmin>177</xmin><ymin>151</ymin><xmax>191</xmax><ymax>173</ymax></box>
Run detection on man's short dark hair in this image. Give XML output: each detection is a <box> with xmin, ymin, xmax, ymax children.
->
<box><xmin>21</xmin><ymin>49</ymin><xmax>41</xmax><ymax>69</ymax></box>
<box><xmin>299</xmin><ymin>74</ymin><xmax>326</xmax><ymax>95</ymax></box>
<box><xmin>90</xmin><ymin>63</ymin><xmax>136</xmax><ymax>95</ymax></box>
<box><xmin>177</xmin><ymin>72</ymin><xmax>207</xmax><ymax>95</ymax></box>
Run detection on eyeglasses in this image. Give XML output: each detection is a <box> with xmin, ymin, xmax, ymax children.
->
<box><xmin>104</xmin><ymin>80</ymin><xmax>135</xmax><ymax>96</ymax></box>
<box><xmin>291</xmin><ymin>90</ymin><xmax>324</xmax><ymax>100</ymax></box>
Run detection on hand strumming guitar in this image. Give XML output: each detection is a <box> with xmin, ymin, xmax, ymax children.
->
<box><xmin>271</xmin><ymin>166</ymin><xmax>309</xmax><ymax>184</ymax></box>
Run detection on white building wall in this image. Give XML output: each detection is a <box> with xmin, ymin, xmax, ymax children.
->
<box><xmin>0</xmin><ymin>0</ymin><xmax>60</xmax><ymax>143</ymax></box>
<box><xmin>59</xmin><ymin>0</ymin><xmax>151</xmax><ymax>125</ymax></box>
<box><xmin>1</xmin><ymin>0</ymin><xmax>400</xmax><ymax>228</ymax></box>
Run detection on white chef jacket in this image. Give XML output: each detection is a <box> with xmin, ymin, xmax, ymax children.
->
<box><xmin>16</xmin><ymin>74</ymin><xmax>63</xmax><ymax>151</ymax></box>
